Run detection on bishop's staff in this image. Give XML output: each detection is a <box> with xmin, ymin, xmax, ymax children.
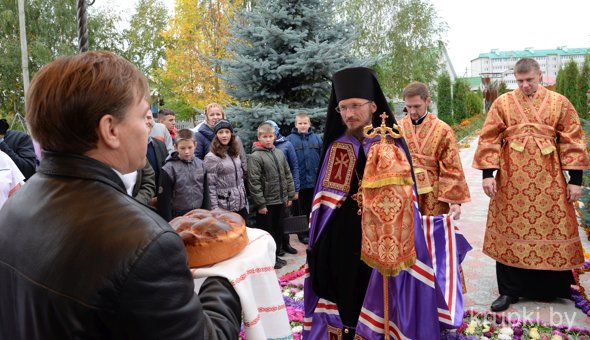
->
<box><xmin>354</xmin><ymin>113</ymin><xmax>416</xmax><ymax>340</ymax></box>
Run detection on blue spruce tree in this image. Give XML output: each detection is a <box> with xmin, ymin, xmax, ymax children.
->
<box><xmin>220</xmin><ymin>0</ymin><xmax>360</xmax><ymax>148</ymax></box>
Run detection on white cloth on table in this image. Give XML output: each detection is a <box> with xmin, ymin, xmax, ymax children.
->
<box><xmin>192</xmin><ymin>227</ymin><xmax>292</xmax><ymax>340</ymax></box>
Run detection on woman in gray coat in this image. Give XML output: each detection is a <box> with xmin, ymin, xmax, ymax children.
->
<box><xmin>204</xmin><ymin>120</ymin><xmax>248</xmax><ymax>222</ymax></box>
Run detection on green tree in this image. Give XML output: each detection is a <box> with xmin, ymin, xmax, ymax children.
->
<box><xmin>123</xmin><ymin>0</ymin><xmax>168</xmax><ymax>82</ymax></box>
<box><xmin>436</xmin><ymin>72</ymin><xmax>453</xmax><ymax>125</ymax></box>
<box><xmin>582</xmin><ymin>187</ymin><xmax>590</xmax><ymax>227</ymax></box>
<box><xmin>340</xmin><ymin>0</ymin><xmax>447</xmax><ymax>98</ymax></box>
<box><xmin>465</xmin><ymin>90</ymin><xmax>483</xmax><ymax>117</ymax></box>
<box><xmin>159</xmin><ymin>95</ymin><xmax>195</xmax><ymax>122</ymax></box>
<box><xmin>87</xmin><ymin>6</ymin><xmax>124</xmax><ymax>55</ymax></box>
<box><xmin>0</xmin><ymin>0</ymin><xmax>24</xmax><ymax>116</ymax></box>
<box><xmin>555</xmin><ymin>67</ymin><xmax>565</xmax><ymax>95</ymax></box>
<box><xmin>452</xmin><ymin>78</ymin><xmax>469</xmax><ymax>122</ymax></box>
<box><xmin>561</xmin><ymin>60</ymin><xmax>579</xmax><ymax>106</ymax></box>
<box><xmin>221</xmin><ymin>0</ymin><xmax>359</xmax><ymax>147</ymax></box>
<box><xmin>0</xmin><ymin>0</ymin><xmax>123</xmax><ymax>117</ymax></box>
<box><xmin>575</xmin><ymin>57</ymin><xmax>590</xmax><ymax>119</ymax></box>
<box><xmin>497</xmin><ymin>81</ymin><xmax>510</xmax><ymax>96</ymax></box>
<box><xmin>26</xmin><ymin>1</ymin><xmax>123</xmax><ymax>72</ymax></box>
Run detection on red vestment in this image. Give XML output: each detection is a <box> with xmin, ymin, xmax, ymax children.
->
<box><xmin>473</xmin><ymin>86</ymin><xmax>590</xmax><ymax>270</ymax></box>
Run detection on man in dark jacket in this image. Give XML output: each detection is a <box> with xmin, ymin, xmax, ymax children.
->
<box><xmin>0</xmin><ymin>51</ymin><xmax>241</xmax><ymax>339</ymax></box>
<box><xmin>144</xmin><ymin>110</ymin><xmax>169</xmax><ymax>207</ymax></box>
<box><xmin>146</xmin><ymin>109</ymin><xmax>169</xmax><ymax>185</ymax></box>
<box><xmin>0</xmin><ymin>119</ymin><xmax>37</xmax><ymax>180</ymax></box>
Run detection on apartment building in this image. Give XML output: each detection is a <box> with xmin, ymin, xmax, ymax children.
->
<box><xmin>471</xmin><ymin>47</ymin><xmax>590</xmax><ymax>88</ymax></box>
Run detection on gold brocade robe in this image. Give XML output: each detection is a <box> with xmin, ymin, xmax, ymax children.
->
<box><xmin>400</xmin><ymin>113</ymin><xmax>471</xmax><ymax>216</ymax></box>
<box><xmin>361</xmin><ymin>139</ymin><xmax>416</xmax><ymax>276</ymax></box>
<box><xmin>473</xmin><ymin>86</ymin><xmax>590</xmax><ymax>270</ymax></box>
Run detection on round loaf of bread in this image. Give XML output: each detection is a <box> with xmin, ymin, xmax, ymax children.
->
<box><xmin>169</xmin><ymin>208</ymin><xmax>248</xmax><ymax>267</ymax></box>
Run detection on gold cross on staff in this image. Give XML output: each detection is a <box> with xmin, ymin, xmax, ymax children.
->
<box><xmin>363</xmin><ymin>112</ymin><xmax>403</xmax><ymax>142</ymax></box>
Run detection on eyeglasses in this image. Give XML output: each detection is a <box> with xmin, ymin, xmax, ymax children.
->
<box><xmin>335</xmin><ymin>100</ymin><xmax>372</xmax><ymax>113</ymax></box>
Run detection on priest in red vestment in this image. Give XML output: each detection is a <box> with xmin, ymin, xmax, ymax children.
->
<box><xmin>400</xmin><ymin>81</ymin><xmax>471</xmax><ymax>218</ymax></box>
<box><xmin>473</xmin><ymin>57</ymin><xmax>590</xmax><ymax>312</ymax></box>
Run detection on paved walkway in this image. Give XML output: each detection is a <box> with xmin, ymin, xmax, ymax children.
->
<box><xmin>458</xmin><ymin>136</ymin><xmax>590</xmax><ymax>329</ymax></box>
<box><xmin>276</xmin><ymin>136</ymin><xmax>590</xmax><ymax>329</ymax></box>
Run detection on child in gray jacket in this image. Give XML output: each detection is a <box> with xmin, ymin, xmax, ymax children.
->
<box><xmin>157</xmin><ymin>129</ymin><xmax>210</xmax><ymax>221</ymax></box>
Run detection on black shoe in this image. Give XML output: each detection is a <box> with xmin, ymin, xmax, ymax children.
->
<box><xmin>276</xmin><ymin>257</ymin><xmax>287</xmax><ymax>265</ymax></box>
<box><xmin>274</xmin><ymin>260</ymin><xmax>284</xmax><ymax>269</ymax></box>
<box><xmin>298</xmin><ymin>236</ymin><xmax>309</xmax><ymax>244</ymax></box>
<box><xmin>277</xmin><ymin>249</ymin><xmax>286</xmax><ymax>257</ymax></box>
<box><xmin>490</xmin><ymin>295</ymin><xmax>519</xmax><ymax>312</ymax></box>
<box><xmin>283</xmin><ymin>244</ymin><xmax>298</xmax><ymax>254</ymax></box>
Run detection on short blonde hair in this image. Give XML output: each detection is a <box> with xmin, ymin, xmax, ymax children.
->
<box><xmin>257</xmin><ymin>122</ymin><xmax>275</xmax><ymax>135</ymax></box>
<box><xmin>295</xmin><ymin>112</ymin><xmax>309</xmax><ymax>119</ymax></box>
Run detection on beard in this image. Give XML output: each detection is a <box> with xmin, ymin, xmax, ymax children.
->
<box><xmin>342</xmin><ymin>109</ymin><xmax>373</xmax><ymax>140</ymax></box>
<box><xmin>345</xmin><ymin>124</ymin><xmax>371</xmax><ymax>140</ymax></box>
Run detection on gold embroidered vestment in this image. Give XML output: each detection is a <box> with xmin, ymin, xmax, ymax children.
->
<box><xmin>473</xmin><ymin>86</ymin><xmax>590</xmax><ymax>270</ymax></box>
<box><xmin>400</xmin><ymin>114</ymin><xmax>471</xmax><ymax>216</ymax></box>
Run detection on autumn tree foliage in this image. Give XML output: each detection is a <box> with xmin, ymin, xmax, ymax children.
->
<box><xmin>160</xmin><ymin>0</ymin><xmax>242</xmax><ymax>120</ymax></box>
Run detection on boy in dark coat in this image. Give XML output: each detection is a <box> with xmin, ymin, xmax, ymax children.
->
<box><xmin>247</xmin><ymin>122</ymin><xmax>295</xmax><ymax>269</ymax></box>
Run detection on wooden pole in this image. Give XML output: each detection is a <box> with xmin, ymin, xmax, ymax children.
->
<box><xmin>383</xmin><ymin>276</ymin><xmax>390</xmax><ymax>340</ymax></box>
<box><xmin>17</xmin><ymin>0</ymin><xmax>29</xmax><ymax>99</ymax></box>
<box><xmin>77</xmin><ymin>0</ymin><xmax>89</xmax><ymax>52</ymax></box>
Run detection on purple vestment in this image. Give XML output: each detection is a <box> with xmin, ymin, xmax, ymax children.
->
<box><xmin>303</xmin><ymin>134</ymin><xmax>471</xmax><ymax>339</ymax></box>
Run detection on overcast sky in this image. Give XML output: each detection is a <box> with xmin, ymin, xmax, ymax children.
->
<box><xmin>114</xmin><ymin>0</ymin><xmax>590</xmax><ymax>77</ymax></box>
<box><xmin>430</xmin><ymin>0</ymin><xmax>590</xmax><ymax>76</ymax></box>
